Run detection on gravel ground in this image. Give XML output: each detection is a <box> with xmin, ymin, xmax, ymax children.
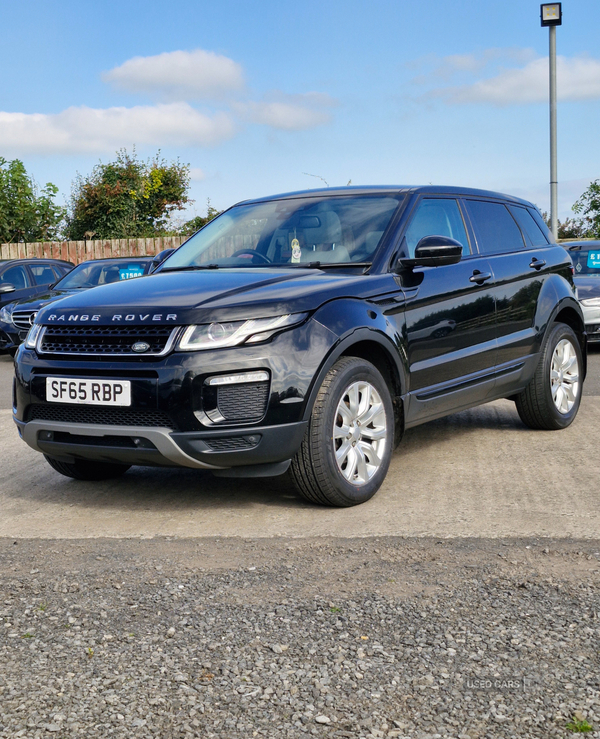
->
<box><xmin>1</xmin><ymin>536</ymin><xmax>599</xmax><ymax>739</ymax></box>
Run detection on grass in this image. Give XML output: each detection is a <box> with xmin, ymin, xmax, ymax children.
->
<box><xmin>566</xmin><ymin>717</ymin><xmax>594</xmax><ymax>733</ymax></box>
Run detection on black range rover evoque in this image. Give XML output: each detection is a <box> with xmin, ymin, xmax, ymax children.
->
<box><xmin>13</xmin><ymin>186</ymin><xmax>586</xmax><ymax>506</ymax></box>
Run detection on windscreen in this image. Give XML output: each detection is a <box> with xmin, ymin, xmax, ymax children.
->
<box><xmin>55</xmin><ymin>260</ymin><xmax>150</xmax><ymax>289</ymax></box>
<box><xmin>161</xmin><ymin>195</ymin><xmax>403</xmax><ymax>270</ymax></box>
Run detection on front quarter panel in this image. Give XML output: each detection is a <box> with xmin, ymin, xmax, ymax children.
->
<box><xmin>304</xmin><ymin>297</ymin><xmax>407</xmax><ymax>420</ymax></box>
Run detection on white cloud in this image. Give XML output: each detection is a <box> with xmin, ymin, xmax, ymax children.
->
<box><xmin>103</xmin><ymin>49</ymin><xmax>245</xmax><ymax>100</ymax></box>
<box><xmin>0</xmin><ymin>103</ymin><xmax>236</xmax><ymax>155</ymax></box>
<box><xmin>234</xmin><ymin>92</ymin><xmax>337</xmax><ymax>131</ymax></box>
<box><xmin>430</xmin><ymin>55</ymin><xmax>600</xmax><ymax>106</ymax></box>
<box><xmin>189</xmin><ymin>167</ymin><xmax>205</xmax><ymax>181</ymax></box>
<box><xmin>434</xmin><ymin>48</ymin><xmax>536</xmax><ymax>78</ymax></box>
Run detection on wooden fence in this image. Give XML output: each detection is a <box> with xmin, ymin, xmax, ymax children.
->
<box><xmin>0</xmin><ymin>236</ymin><xmax>185</xmax><ymax>266</ymax></box>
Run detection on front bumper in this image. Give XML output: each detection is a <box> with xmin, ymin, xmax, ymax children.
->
<box><xmin>0</xmin><ymin>322</ymin><xmax>23</xmax><ymax>354</ymax></box>
<box><xmin>581</xmin><ymin>304</ymin><xmax>600</xmax><ymax>343</ymax></box>
<box><xmin>14</xmin><ymin>416</ymin><xmax>307</xmax><ymax>474</ymax></box>
<box><xmin>13</xmin><ymin>319</ymin><xmax>337</xmax><ymax>475</ymax></box>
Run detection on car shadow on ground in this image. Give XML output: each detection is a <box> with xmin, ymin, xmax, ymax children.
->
<box><xmin>2</xmin><ymin>399</ymin><xmax>533</xmax><ymax>516</ymax></box>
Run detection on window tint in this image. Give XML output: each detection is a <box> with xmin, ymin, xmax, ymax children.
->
<box><xmin>527</xmin><ymin>207</ymin><xmax>553</xmax><ymax>237</ymax></box>
<box><xmin>164</xmin><ymin>195</ymin><xmax>403</xmax><ymax>268</ymax></box>
<box><xmin>403</xmin><ymin>199</ymin><xmax>469</xmax><ymax>257</ymax></box>
<box><xmin>0</xmin><ymin>265</ymin><xmax>30</xmax><ymax>290</ymax></box>
<box><xmin>30</xmin><ymin>264</ymin><xmax>58</xmax><ymax>285</ymax></box>
<box><xmin>508</xmin><ymin>206</ymin><xmax>549</xmax><ymax>247</ymax></box>
<box><xmin>466</xmin><ymin>200</ymin><xmax>525</xmax><ymax>255</ymax></box>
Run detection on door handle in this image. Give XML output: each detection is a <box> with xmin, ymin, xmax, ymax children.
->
<box><xmin>469</xmin><ymin>271</ymin><xmax>492</xmax><ymax>284</ymax></box>
<box><xmin>529</xmin><ymin>258</ymin><xmax>546</xmax><ymax>270</ymax></box>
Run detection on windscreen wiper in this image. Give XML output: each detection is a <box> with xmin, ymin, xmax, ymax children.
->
<box><xmin>160</xmin><ymin>264</ymin><xmax>219</xmax><ymax>272</ymax></box>
<box><xmin>285</xmin><ymin>262</ymin><xmax>372</xmax><ymax>270</ymax></box>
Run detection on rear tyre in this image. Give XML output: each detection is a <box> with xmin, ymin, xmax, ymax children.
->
<box><xmin>289</xmin><ymin>357</ymin><xmax>394</xmax><ymax>507</ymax></box>
<box><xmin>44</xmin><ymin>455</ymin><xmax>131</xmax><ymax>481</ymax></box>
<box><xmin>515</xmin><ymin>322</ymin><xmax>582</xmax><ymax>430</ymax></box>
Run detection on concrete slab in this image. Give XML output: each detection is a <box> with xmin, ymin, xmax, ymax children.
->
<box><xmin>1</xmin><ymin>395</ymin><xmax>598</xmax><ymax>539</ymax></box>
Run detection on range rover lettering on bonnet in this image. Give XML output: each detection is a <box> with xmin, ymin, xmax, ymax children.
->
<box><xmin>45</xmin><ymin>313</ymin><xmax>178</xmax><ymax>322</ymax></box>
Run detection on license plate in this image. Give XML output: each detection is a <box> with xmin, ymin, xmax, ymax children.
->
<box><xmin>46</xmin><ymin>377</ymin><xmax>131</xmax><ymax>406</ymax></box>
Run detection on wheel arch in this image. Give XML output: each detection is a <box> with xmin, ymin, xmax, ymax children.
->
<box><xmin>548</xmin><ymin>297</ymin><xmax>587</xmax><ymax>380</ymax></box>
<box><xmin>301</xmin><ymin>329</ymin><xmax>407</xmax><ymax>441</ymax></box>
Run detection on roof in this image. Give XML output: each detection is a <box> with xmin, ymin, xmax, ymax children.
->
<box><xmin>0</xmin><ymin>257</ymin><xmax>73</xmax><ymax>264</ymax></box>
<box><xmin>72</xmin><ymin>256</ymin><xmax>153</xmax><ymax>265</ymax></box>
<box><xmin>561</xmin><ymin>240</ymin><xmax>600</xmax><ymax>250</ymax></box>
<box><xmin>236</xmin><ymin>184</ymin><xmax>537</xmax><ymax>208</ymax></box>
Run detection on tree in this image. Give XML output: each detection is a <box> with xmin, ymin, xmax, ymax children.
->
<box><xmin>0</xmin><ymin>157</ymin><xmax>65</xmax><ymax>243</ymax></box>
<box><xmin>178</xmin><ymin>199</ymin><xmax>221</xmax><ymax>236</ymax></box>
<box><xmin>572</xmin><ymin>180</ymin><xmax>600</xmax><ymax>238</ymax></box>
<box><xmin>66</xmin><ymin>149</ymin><xmax>190</xmax><ymax>240</ymax></box>
<box><xmin>541</xmin><ymin>211</ymin><xmax>587</xmax><ymax>240</ymax></box>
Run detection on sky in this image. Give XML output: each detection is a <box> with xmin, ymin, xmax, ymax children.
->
<box><xmin>1</xmin><ymin>0</ymin><xmax>600</xmax><ymax>224</ymax></box>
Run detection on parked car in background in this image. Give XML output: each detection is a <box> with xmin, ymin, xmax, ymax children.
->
<box><xmin>0</xmin><ymin>258</ymin><xmax>73</xmax><ymax>309</ymax></box>
<box><xmin>564</xmin><ymin>240</ymin><xmax>600</xmax><ymax>344</ymax></box>
<box><xmin>0</xmin><ymin>257</ymin><xmax>152</xmax><ymax>355</ymax></box>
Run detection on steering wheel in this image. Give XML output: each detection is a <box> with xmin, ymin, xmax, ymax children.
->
<box><xmin>230</xmin><ymin>249</ymin><xmax>271</xmax><ymax>264</ymax></box>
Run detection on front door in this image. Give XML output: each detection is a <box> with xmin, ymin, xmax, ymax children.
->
<box><xmin>395</xmin><ymin>197</ymin><xmax>497</xmax><ymax>424</ymax></box>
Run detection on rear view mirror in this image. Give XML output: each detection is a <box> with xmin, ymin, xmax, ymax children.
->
<box><xmin>0</xmin><ymin>283</ymin><xmax>16</xmax><ymax>294</ymax></box>
<box><xmin>395</xmin><ymin>236</ymin><xmax>463</xmax><ymax>272</ymax></box>
<box><xmin>298</xmin><ymin>215</ymin><xmax>321</xmax><ymax>228</ymax></box>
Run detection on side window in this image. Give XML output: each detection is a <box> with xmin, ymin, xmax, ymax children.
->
<box><xmin>30</xmin><ymin>264</ymin><xmax>58</xmax><ymax>285</ymax></box>
<box><xmin>403</xmin><ymin>198</ymin><xmax>470</xmax><ymax>257</ymax></box>
<box><xmin>466</xmin><ymin>200</ymin><xmax>525</xmax><ymax>255</ymax></box>
<box><xmin>0</xmin><ymin>265</ymin><xmax>30</xmax><ymax>289</ymax></box>
<box><xmin>508</xmin><ymin>206</ymin><xmax>549</xmax><ymax>247</ymax></box>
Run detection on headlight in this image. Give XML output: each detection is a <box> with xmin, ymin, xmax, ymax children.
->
<box><xmin>178</xmin><ymin>313</ymin><xmax>308</xmax><ymax>351</ymax></box>
<box><xmin>24</xmin><ymin>324</ymin><xmax>43</xmax><ymax>349</ymax></box>
<box><xmin>580</xmin><ymin>297</ymin><xmax>600</xmax><ymax>307</ymax></box>
<box><xmin>0</xmin><ymin>304</ymin><xmax>14</xmax><ymax>324</ymax></box>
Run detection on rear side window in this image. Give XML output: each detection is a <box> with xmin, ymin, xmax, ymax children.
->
<box><xmin>466</xmin><ymin>200</ymin><xmax>525</xmax><ymax>255</ymax></box>
<box><xmin>508</xmin><ymin>206</ymin><xmax>549</xmax><ymax>247</ymax></box>
<box><xmin>30</xmin><ymin>264</ymin><xmax>58</xmax><ymax>285</ymax></box>
<box><xmin>403</xmin><ymin>198</ymin><xmax>470</xmax><ymax>257</ymax></box>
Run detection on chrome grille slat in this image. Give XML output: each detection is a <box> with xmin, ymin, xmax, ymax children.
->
<box><xmin>12</xmin><ymin>310</ymin><xmax>38</xmax><ymax>331</ymax></box>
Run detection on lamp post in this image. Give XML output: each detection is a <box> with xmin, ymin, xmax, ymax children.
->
<box><xmin>541</xmin><ymin>3</ymin><xmax>562</xmax><ymax>239</ymax></box>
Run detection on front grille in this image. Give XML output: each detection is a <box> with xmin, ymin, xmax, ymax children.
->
<box><xmin>26</xmin><ymin>404</ymin><xmax>176</xmax><ymax>429</ymax></box>
<box><xmin>38</xmin><ymin>325</ymin><xmax>178</xmax><ymax>356</ymax></box>
<box><xmin>217</xmin><ymin>382</ymin><xmax>269</xmax><ymax>422</ymax></box>
<box><xmin>12</xmin><ymin>310</ymin><xmax>37</xmax><ymax>331</ymax></box>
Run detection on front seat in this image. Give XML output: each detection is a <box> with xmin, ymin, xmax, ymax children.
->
<box><xmin>300</xmin><ymin>211</ymin><xmax>350</xmax><ymax>263</ymax></box>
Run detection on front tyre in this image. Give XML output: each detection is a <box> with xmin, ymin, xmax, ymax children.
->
<box><xmin>515</xmin><ymin>322</ymin><xmax>583</xmax><ymax>430</ymax></box>
<box><xmin>290</xmin><ymin>357</ymin><xmax>394</xmax><ymax>507</ymax></box>
<box><xmin>44</xmin><ymin>455</ymin><xmax>131</xmax><ymax>481</ymax></box>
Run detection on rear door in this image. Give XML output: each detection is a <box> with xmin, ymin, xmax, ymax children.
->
<box><xmin>396</xmin><ymin>196</ymin><xmax>498</xmax><ymax>424</ymax></box>
<box><xmin>28</xmin><ymin>262</ymin><xmax>59</xmax><ymax>289</ymax></box>
<box><xmin>463</xmin><ymin>199</ymin><xmax>556</xmax><ymax>388</ymax></box>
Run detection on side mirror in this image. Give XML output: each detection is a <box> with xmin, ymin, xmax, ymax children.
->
<box><xmin>394</xmin><ymin>236</ymin><xmax>463</xmax><ymax>272</ymax></box>
<box><xmin>0</xmin><ymin>283</ymin><xmax>16</xmax><ymax>294</ymax></box>
<box><xmin>150</xmin><ymin>248</ymin><xmax>176</xmax><ymax>273</ymax></box>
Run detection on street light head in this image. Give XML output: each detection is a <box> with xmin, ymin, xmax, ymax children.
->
<box><xmin>541</xmin><ymin>3</ymin><xmax>562</xmax><ymax>26</ymax></box>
